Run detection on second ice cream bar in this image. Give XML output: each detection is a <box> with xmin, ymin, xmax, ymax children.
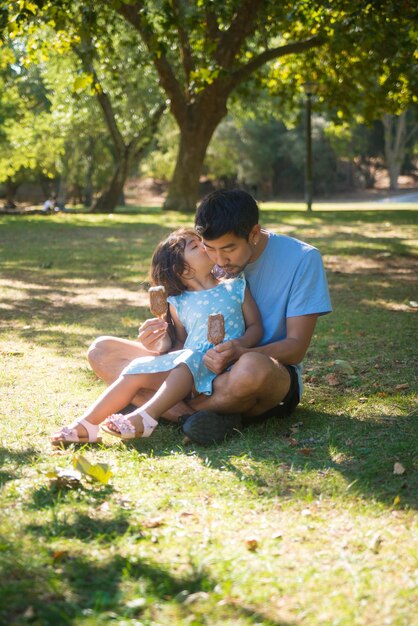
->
<box><xmin>207</xmin><ymin>313</ymin><xmax>225</xmax><ymax>344</ymax></box>
<box><xmin>149</xmin><ymin>285</ymin><xmax>167</xmax><ymax>317</ymax></box>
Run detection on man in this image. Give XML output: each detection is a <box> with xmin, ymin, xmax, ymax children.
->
<box><xmin>88</xmin><ymin>189</ymin><xmax>332</xmax><ymax>444</ymax></box>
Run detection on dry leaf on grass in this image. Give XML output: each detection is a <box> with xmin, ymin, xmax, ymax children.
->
<box><xmin>298</xmin><ymin>448</ymin><xmax>314</xmax><ymax>456</ymax></box>
<box><xmin>393</xmin><ymin>462</ymin><xmax>406</xmax><ymax>475</ymax></box>
<box><xmin>142</xmin><ymin>517</ymin><xmax>164</xmax><ymax>528</ymax></box>
<box><xmin>394</xmin><ymin>383</ymin><xmax>409</xmax><ymax>391</ymax></box>
<box><xmin>73</xmin><ymin>455</ymin><xmax>112</xmax><ymax>485</ymax></box>
<box><xmin>245</xmin><ymin>536</ymin><xmax>259</xmax><ymax>551</ymax></box>
<box><xmin>325</xmin><ymin>373</ymin><xmax>340</xmax><ymax>386</ymax></box>
<box><xmin>334</xmin><ymin>359</ymin><xmax>354</xmax><ymax>374</ymax></box>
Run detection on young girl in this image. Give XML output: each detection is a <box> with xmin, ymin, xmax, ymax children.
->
<box><xmin>51</xmin><ymin>228</ymin><xmax>262</xmax><ymax>444</ymax></box>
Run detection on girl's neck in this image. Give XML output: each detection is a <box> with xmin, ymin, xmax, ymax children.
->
<box><xmin>183</xmin><ymin>272</ymin><xmax>218</xmax><ymax>292</ymax></box>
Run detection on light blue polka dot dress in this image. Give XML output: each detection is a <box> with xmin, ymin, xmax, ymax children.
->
<box><xmin>122</xmin><ymin>274</ymin><xmax>246</xmax><ymax>395</ymax></box>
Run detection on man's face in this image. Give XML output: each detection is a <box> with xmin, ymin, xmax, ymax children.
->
<box><xmin>202</xmin><ymin>231</ymin><xmax>256</xmax><ymax>276</ymax></box>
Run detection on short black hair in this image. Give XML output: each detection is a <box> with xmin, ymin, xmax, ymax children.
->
<box><xmin>195</xmin><ymin>189</ymin><xmax>259</xmax><ymax>241</ymax></box>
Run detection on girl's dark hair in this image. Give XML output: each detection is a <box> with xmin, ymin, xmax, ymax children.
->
<box><xmin>195</xmin><ymin>189</ymin><xmax>259</xmax><ymax>241</ymax></box>
<box><xmin>150</xmin><ymin>228</ymin><xmax>199</xmax><ymax>296</ymax></box>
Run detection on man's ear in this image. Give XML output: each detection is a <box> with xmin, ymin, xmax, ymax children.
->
<box><xmin>250</xmin><ymin>224</ymin><xmax>261</xmax><ymax>246</ymax></box>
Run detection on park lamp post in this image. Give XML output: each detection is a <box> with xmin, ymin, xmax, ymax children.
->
<box><xmin>303</xmin><ymin>81</ymin><xmax>317</xmax><ymax>212</ymax></box>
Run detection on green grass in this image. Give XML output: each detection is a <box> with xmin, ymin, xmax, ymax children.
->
<box><xmin>0</xmin><ymin>204</ymin><xmax>417</xmax><ymax>626</ymax></box>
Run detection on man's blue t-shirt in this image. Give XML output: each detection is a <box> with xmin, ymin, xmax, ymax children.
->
<box><xmin>243</xmin><ymin>232</ymin><xmax>332</xmax><ymax>393</ymax></box>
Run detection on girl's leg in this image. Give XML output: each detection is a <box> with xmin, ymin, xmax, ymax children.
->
<box><xmin>51</xmin><ymin>371</ymin><xmax>169</xmax><ymax>442</ymax></box>
<box><xmin>106</xmin><ymin>365</ymin><xmax>194</xmax><ymax>436</ymax></box>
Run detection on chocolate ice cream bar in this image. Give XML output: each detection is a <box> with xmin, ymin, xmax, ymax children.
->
<box><xmin>149</xmin><ymin>285</ymin><xmax>167</xmax><ymax>317</ymax></box>
<box><xmin>207</xmin><ymin>313</ymin><xmax>225</xmax><ymax>344</ymax></box>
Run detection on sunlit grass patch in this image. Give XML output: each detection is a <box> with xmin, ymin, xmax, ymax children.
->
<box><xmin>0</xmin><ymin>207</ymin><xmax>417</xmax><ymax>625</ymax></box>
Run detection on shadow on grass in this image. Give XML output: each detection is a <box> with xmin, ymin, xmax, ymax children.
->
<box><xmin>190</xmin><ymin>407</ymin><xmax>418</xmax><ymax>510</ymax></box>
<box><xmin>142</xmin><ymin>407</ymin><xmax>418</xmax><ymax>510</ymax></box>
<box><xmin>28</xmin><ymin>481</ymin><xmax>114</xmax><ymax>511</ymax></box>
<box><xmin>27</xmin><ymin>510</ymin><xmax>130</xmax><ymax>542</ymax></box>
<box><xmin>0</xmin><ymin>534</ymin><xmax>295</xmax><ymax>626</ymax></box>
<box><xmin>0</xmin><ymin>446</ymin><xmax>38</xmax><ymax>487</ymax></box>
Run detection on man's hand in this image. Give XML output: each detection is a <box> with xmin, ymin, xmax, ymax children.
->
<box><xmin>137</xmin><ymin>318</ymin><xmax>172</xmax><ymax>354</ymax></box>
<box><xmin>203</xmin><ymin>340</ymin><xmax>243</xmax><ymax>374</ymax></box>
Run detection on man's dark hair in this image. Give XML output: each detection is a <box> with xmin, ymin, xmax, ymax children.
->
<box><xmin>195</xmin><ymin>189</ymin><xmax>259</xmax><ymax>241</ymax></box>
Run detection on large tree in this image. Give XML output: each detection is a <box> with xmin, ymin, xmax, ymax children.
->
<box><xmin>110</xmin><ymin>0</ymin><xmax>418</xmax><ymax>209</ymax></box>
<box><xmin>112</xmin><ymin>0</ymin><xmax>325</xmax><ymax>210</ymax></box>
<box><xmin>5</xmin><ymin>0</ymin><xmax>418</xmax><ymax>209</ymax></box>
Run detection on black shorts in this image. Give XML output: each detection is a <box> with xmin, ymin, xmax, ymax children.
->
<box><xmin>242</xmin><ymin>364</ymin><xmax>300</xmax><ymax>427</ymax></box>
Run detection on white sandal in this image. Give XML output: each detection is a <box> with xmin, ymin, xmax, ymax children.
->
<box><xmin>101</xmin><ymin>412</ymin><xmax>158</xmax><ymax>440</ymax></box>
<box><xmin>51</xmin><ymin>419</ymin><xmax>102</xmax><ymax>446</ymax></box>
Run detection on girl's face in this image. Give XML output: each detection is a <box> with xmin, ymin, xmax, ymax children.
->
<box><xmin>182</xmin><ymin>234</ymin><xmax>214</xmax><ymax>278</ymax></box>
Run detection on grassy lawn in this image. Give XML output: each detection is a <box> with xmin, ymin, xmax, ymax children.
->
<box><xmin>0</xmin><ymin>204</ymin><xmax>417</xmax><ymax>626</ymax></box>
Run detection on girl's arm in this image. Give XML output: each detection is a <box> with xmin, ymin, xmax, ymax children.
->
<box><xmin>204</xmin><ymin>287</ymin><xmax>262</xmax><ymax>373</ymax></box>
<box><xmin>235</xmin><ymin>286</ymin><xmax>263</xmax><ymax>348</ymax></box>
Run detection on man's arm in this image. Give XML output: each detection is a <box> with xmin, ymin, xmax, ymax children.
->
<box><xmin>203</xmin><ymin>313</ymin><xmax>319</xmax><ymax>374</ymax></box>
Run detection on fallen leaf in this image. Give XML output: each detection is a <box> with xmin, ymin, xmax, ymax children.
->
<box><xmin>184</xmin><ymin>592</ymin><xmax>210</xmax><ymax>605</ymax></box>
<box><xmin>369</xmin><ymin>533</ymin><xmax>383</xmax><ymax>553</ymax></box>
<box><xmin>73</xmin><ymin>455</ymin><xmax>112</xmax><ymax>485</ymax></box>
<box><xmin>142</xmin><ymin>517</ymin><xmax>164</xmax><ymax>528</ymax></box>
<box><xmin>393</xmin><ymin>495</ymin><xmax>401</xmax><ymax>505</ymax></box>
<box><xmin>245</xmin><ymin>536</ymin><xmax>259</xmax><ymax>551</ymax></box>
<box><xmin>48</xmin><ymin>468</ymin><xmax>82</xmax><ymax>489</ymax></box>
<box><xmin>126</xmin><ymin>598</ymin><xmax>146</xmax><ymax>611</ymax></box>
<box><xmin>23</xmin><ymin>607</ymin><xmax>35</xmax><ymax>619</ymax></box>
<box><xmin>394</xmin><ymin>383</ymin><xmax>409</xmax><ymax>391</ymax></box>
<box><xmin>393</xmin><ymin>462</ymin><xmax>406</xmax><ymax>475</ymax></box>
<box><xmin>51</xmin><ymin>550</ymin><xmax>69</xmax><ymax>561</ymax></box>
<box><xmin>287</xmin><ymin>438</ymin><xmax>299</xmax><ymax>447</ymax></box>
<box><xmin>325</xmin><ymin>373</ymin><xmax>340</xmax><ymax>386</ymax></box>
<box><xmin>298</xmin><ymin>448</ymin><xmax>314</xmax><ymax>456</ymax></box>
<box><xmin>334</xmin><ymin>359</ymin><xmax>354</xmax><ymax>374</ymax></box>
<box><xmin>272</xmin><ymin>531</ymin><xmax>283</xmax><ymax>540</ymax></box>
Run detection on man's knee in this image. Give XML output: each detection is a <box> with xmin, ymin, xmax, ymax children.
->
<box><xmin>87</xmin><ymin>336</ymin><xmax>114</xmax><ymax>369</ymax></box>
<box><xmin>228</xmin><ymin>353</ymin><xmax>275</xmax><ymax>396</ymax></box>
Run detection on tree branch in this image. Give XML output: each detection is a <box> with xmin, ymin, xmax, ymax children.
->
<box><xmin>117</xmin><ymin>2</ymin><xmax>187</xmax><ymax>120</ymax></box>
<box><xmin>205</xmin><ymin>6</ymin><xmax>220</xmax><ymax>44</ymax></box>
<box><xmin>215</xmin><ymin>0</ymin><xmax>265</xmax><ymax>68</ymax></box>
<box><xmin>171</xmin><ymin>0</ymin><xmax>195</xmax><ymax>82</ymax></box>
<box><xmin>226</xmin><ymin>36</ymin><xmax>325</xmax><ymax>89</ymax></box>
<box><xmin>73</xmin><ymin>44</ymin><xmax>125</xmax><ymax>156</ymax></box>
<box><xmin>132</xmin><ymin>103</ymin><xmax>166</xmax><ymax>160</ymax></box>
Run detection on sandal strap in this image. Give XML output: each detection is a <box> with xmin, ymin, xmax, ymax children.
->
<box><xmin>141</xmin><ymin>412</ymin><xmax>158</xmax><ymax>438</ymax></box>
<box><xmin>69</xmin><ymin>418</ymin><xmax>100</xmax><ymax>441</ymax></box>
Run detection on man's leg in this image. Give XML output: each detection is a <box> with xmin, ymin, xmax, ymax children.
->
<box><xmin>189</xmin><ymin>353</ymin><xmax>291</xmax><ymax>417</ymax></box>
<box><xmin>182</xmin><ymin>354</ymin><xmax>292</xmax><ymax>445</ymax></box>
<box><xmin>87</xmin><ymin>336</ymin><xmax>191</xmax><ymax>420</ymax></box>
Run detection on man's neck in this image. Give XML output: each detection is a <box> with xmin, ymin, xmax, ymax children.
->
<box><xmin>249</xmin><ymin>229</ymin><xmax>269</xmax><ymax>264</ymax></box>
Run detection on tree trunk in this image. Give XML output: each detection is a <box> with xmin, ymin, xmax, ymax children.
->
<box><xmin>91</xmin><ymin>153</ymin><xmax>130</xmax><ymax>213</ymax></box>
<box><xmin>164</xmin><ymin>103</ymin><xmax>227</xmax><ymax>212</ymax></box>
<box><xmin>4</xmin><ymin>180</ymin><xmax>19</xmax><ymax>209</ymax></box>
<box><xmin>382</xmin><ymin>112</ymin><xmax>407</xmax><ymax>191</ymax></box>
